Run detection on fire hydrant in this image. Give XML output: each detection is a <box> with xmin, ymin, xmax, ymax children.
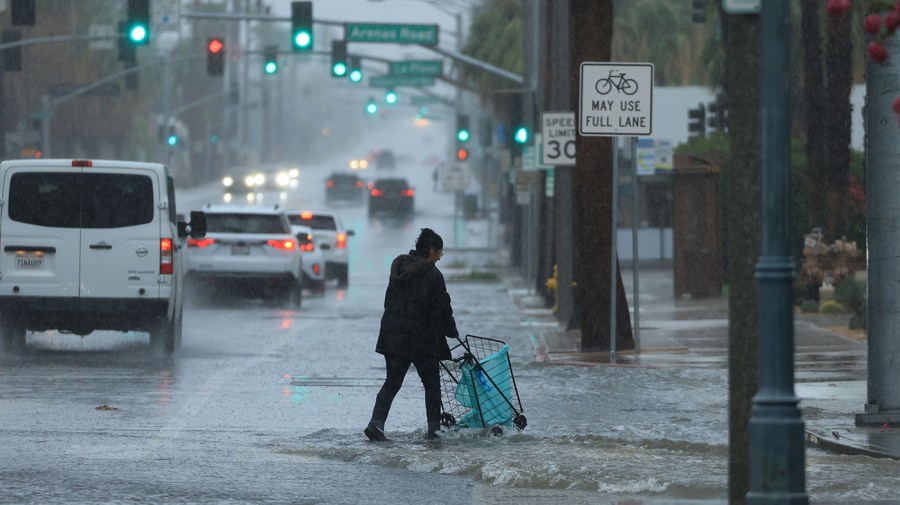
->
<box><xmin>545</xmin><ymin>264</ymin><xmax>559</xmax><ymax>313</ymax></box>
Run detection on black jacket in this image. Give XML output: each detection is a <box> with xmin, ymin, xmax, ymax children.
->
<box><xmin>375</xmin><ymin>250</ymin><xmax>459</xmax><ymax>360</ymax></box>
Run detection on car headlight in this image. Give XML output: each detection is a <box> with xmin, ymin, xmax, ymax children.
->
<box><xmin>276</xmin><ymin>172</ymin><xmax>290</xmax><ymax>187</ymax></box>
<box><xmin>254</xmin><ymin>173</ymin><xmax>265</xmax><ymax>186</ymax></box>
<box><xmin>223</xmin><ymin>176</ymin><xmax>234</xmax><ymax>187</ymax></box>
<box><xmin>289</xmin><ymin>168</ymin><xmax>300</xmax><ymax>178</ymax></box>
<box><xmin>244</xmin><ymin>175</ymin><xmax>256</xmax><ymax>187</ymax></box>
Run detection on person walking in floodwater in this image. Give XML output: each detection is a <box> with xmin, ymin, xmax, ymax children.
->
<box><xmin>365</xmin><ymin>228</ymin><xmax>459</xmax><ymax>441</ymax></box>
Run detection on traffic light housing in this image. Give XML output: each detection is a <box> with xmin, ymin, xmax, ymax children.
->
<box><xmin>385</xmin><ymin>89</ymin><xmax>398</xmax><ymax>105</ymax></box>
<box><xmin>117</xmin><ymin>21</ymin><xmax>136</xmax><ymax>64</ymax></box>
<box><xmin>2</xmin><ymin>30</ymin><xmax>22</xmax><ymax>72</ymax></box>
<box><xmin>126</xmin><ymin>0</ymin><xmax>150</xmax><ymax>45</ymax></box>
<box><xmin>456</xmin><ymin>114</ymin><xmax>470</xmax><ymax>143</ymax></box>
<box><xmin>11</xmin><ymin>0</ymin><xmax>36</xmax><ymax>26</ymax></box>
<box><xmin>707</xmin><ymin>95</ymin><xmax>727</xmax><ymax>131</ymax></box>
<box><xmin>263</xmin><ymin>45</ymin><xmax>278</xmax><ymax>75</ymax></box>
<box><xmin>456</xmin><ymin>146</ymin><xmax>469</xmax><ymax>161</ymax></box>
<box><xmin>331</xmin><ymin>40</ymin><xmax>347</xmax><ymax>77</ymax></box>
<box><xmin>166</xmin><ymin>126</ymin><xmax>177</xmax><ymax>146</ymax></box>
<box><xmin>349</xmin><ymin>56</ymin><xmax>363</xmax><ymax>83</ymax></box>
<box><xmin>291</xmin><ymin>2</ymin><xmax>313</xmax><ymax>52</ymax></box>
<box><xmin>688</xmin><ymin>103</ymin><xmax>706</xmax><ymax>138</ymax></box>
<box><xmin>207</xmin><ymin>37</ymin><xmax>225</xmax><ymax>76</ymax></box>
<box><xmin>692</xmin><ymin>0</ymin><xmax>706</xmax><ymax>23</ymax></box>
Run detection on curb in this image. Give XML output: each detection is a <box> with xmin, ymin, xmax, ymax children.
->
<box><xmin>805</xmin><ymin>428</ymin><xmax>900</xmax><ymax>461</ymax></box>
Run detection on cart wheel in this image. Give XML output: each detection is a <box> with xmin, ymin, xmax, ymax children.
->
<box><xmin>440</xmin><ymin>412</ymin><xmax>456</xmax><ymax>428</ymax></box>
<box><xmin>490</xmin><ymin>425</ymin><xmax>504</xmax><ymax>437</ymax></box>
<box><xmin>513</xmin><ymin>414</ymin><xmax>528</xmax><ymax>430</ymax></box>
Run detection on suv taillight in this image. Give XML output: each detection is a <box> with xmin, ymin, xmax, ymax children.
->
<box><xmin>188</xmin><ymin>238</ymin><xmax>215</xmax><ymax>248</ymax></box>
<box><xmin>336</xmin><ymin>233</ymin><xmax>346</xmax><ymax>249</ymax></box>
<box><xmin>370</xmin><ymin>189</ymin><xmax>384</xmax><ymax>197</ymax></box>
<box><xmin>160</xmin><ymin>238</ymin><xmax>173</xmax><ymax>275</ymax></box>
<box><xmin>402</xmin><ymin>189</ymin><xmax>415</xmax><ymax>197</ymax></box>
<box><xmin>267</xmin><ymin>239</ymin><xmax>296</xmax><ymax>250</ymax></box>
<box><xmin>326</xmin><ymin>180</ymin><xmax>334</xmax><ymax>188</ymax></box>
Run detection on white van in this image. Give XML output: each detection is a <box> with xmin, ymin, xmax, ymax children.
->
<box><xmin>0</xmin><ymin>159</ymin><xmax>206</xmax><ymax>354</ymax></box>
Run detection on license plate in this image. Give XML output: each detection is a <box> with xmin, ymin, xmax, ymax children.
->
<box><xmin>15</xmin><ymin>255</ymin><xmax>44</xmax><ymax>269</ymax></box>
<box><xmin>231</xmin><ymin>245</ymin><xmax>250</xmax><ymax>256</ymax></box>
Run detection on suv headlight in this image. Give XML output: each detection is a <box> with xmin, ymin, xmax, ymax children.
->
<box><xmin>222</xmin><ymin>176</ymin><xmax>234</xmax><ymax>187</ymax></box>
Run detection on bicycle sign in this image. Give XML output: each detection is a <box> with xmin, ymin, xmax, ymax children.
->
<box><xmin>579</xmin><ymin>62</ymin><xmax>654</xmax><ymax>136</ymax></box>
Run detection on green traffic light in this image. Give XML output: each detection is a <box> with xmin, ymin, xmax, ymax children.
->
<box><xmin>332</xmin><ymin>62</ymin><xmax>347</xmax><ymax>77</ymax></box>
<box><xmin>129</xmin><ymin>25</ymin><xmax>148</xmax><ymax>44</ymax></box>
<box><xmin>457</xmin><ymin>130</ymin><xmax>470</xmax><ymax>143</ymax></box>
<box><xmin>167</xmin><ymin>135</ymin><xmax>177</xmax><ymax>146</ymax></box>
<box><xmin>265</xmin><ymin>61</ymin><xmax>278</xmax><ymax>75</ymax></box>
<box><xmin>294</xmin><ymin>31</ymin><xmax>312</xmax><ymax>49</ymax></box>
<box><xmin>349</xmin><ymin>69</ymin><xmax>362</xmax><ymax>82</ymax></box>
<box><xmin>514</xmin><ymin>126</ymin><xmax>529</xmax><ymax>144</ymax></box>
<box><xmin>385</xmin><ymin>91</ymin><xmax>398</xmax><ymax>104</ymax></box>
<box><xmin>366</xmin><ymin>102</ymin><xmax>378</xmax><ymax>115</ymax></box>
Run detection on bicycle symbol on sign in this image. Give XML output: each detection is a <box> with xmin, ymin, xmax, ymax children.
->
<box><xmin>594</xmin><ymin>70</ymin><xmax>639</xmax><ymax>96</ymax></box>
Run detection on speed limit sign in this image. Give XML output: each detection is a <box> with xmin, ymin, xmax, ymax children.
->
<box><xmin>541</xmin><ymin>111</ymin><xmax>576</xmax><ymax>166</ymax></box>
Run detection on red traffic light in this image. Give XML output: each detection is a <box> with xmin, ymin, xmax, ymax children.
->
<box><xmin>456</xmin><ymin>147</ymin><xmax>469</xmax><ymax>161</ymax></box>
<box><xmin>208</xmin><ymin>38</ymin><xmax>224</xmax><ymax>54</ymax></box>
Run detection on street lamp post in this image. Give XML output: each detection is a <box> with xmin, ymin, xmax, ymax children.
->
<box><xmin>747</xmin><ymin>1</ymin><xmax>808</xmax><ymax>503</ymax></box>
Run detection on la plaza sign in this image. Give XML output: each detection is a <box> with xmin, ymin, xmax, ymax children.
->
<box><xmin>578</xmin><ymin>62</ymin><xmax>654</xmax><ymax>137</ymax></box>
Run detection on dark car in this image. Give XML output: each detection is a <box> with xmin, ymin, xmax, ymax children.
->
<box><xmin>369</xmin><ymin>149</ymin><xmax>396</xmax><ymax>170</ymax></box>
<box><xmin>325</xmin><ymin>172</ymin><xmax>365</xmax><ymax>202</ymax></box>
<box><xmin>368</xmin><ymin>177</ymin><xmax>414</xmax><ymax>217</ymax></box>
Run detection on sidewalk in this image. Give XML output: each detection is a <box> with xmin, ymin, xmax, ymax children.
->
<box><xmin>506</xmin><ymin>266</ymin><xmax>900</xmax><ymax>462</ymax></box>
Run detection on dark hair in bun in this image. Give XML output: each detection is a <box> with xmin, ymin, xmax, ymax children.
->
<box><xmin>415</xmin><ymin>228</ymin><xmax>443</xmax><ymax>253</ymax></box>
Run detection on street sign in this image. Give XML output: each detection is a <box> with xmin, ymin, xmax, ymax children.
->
<box><xmin>411</xmin><ymin>95</ymin><xmax>442</xmax><ymax>105</ymax></box>
<box><xmin>523</xmin><ymin>134</ymin><xmax>551</xmax><ymax>171</ymax></box>
<box><xmin>390</xmin><ymin>60</ymin><xmax>443</xmax><ymax>77</ymax></box>
<box><xmin>541</xmin><ymin>111</ymin><xmax>576</xmax><ymax>165</ymax></box>
<box><xmin>370</xmin><ymin>75</ymin><xmax>434</xmax><ymax>88</ymax></box>
<box><xmin>579</xmin><ymin>62</ymin><xmax>654</xmax><ymax>136</ymax></box>
<box><xmin>153</xmin><ymin>0</ymin><xmax>180</xmax><ymax>31</ymax></box>
<box><xmin>346</xmin><ymin>23</ymin><xmax>438</xmax><ymax>46</ymax></box>
<box><xmin>440</xmin><ymin>161</ymin><xmax>468</xmax><ymax>192</ymax></box>
<box><xmin>723</xmin><ymin>0</ymin><xmax>760</xmax><ymax>14</ymax></box>
<box><xmin>89</xmin><ymin>24</ymin><xmax>116</xmax><ymax>50</ymax></box>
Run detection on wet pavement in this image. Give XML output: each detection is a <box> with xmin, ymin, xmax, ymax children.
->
<box><xmin>511</xmin><ymin>265</ymin><xmax>900</xmax><ymax>468</ymax></box>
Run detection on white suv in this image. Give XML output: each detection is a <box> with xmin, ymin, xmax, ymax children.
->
<box><xmin>284</xmin><ymin>210</ymin><xmax>354</xmax><ymax>288</ymax></box>
<box><xmin>184</xmin><ymin>206</ymin><xmax>302</xmax><ymax>307</ymax></box>
<box><xmin>0</xmin><ymin>159</ymin><xmax>206</xmax><ymax>354</ymax></box>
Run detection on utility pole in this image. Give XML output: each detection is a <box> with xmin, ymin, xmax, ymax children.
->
<box><xmin>746</xmin><ymin>1</ymin><xmax>808</xmax><ymax>502</ymax></box>
<box><xmin>857</xmin><ymin>30</ymin><xmax>900</xmax><ymax>427</ymax></box>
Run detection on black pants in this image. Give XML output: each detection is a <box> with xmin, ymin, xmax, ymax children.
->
<box><xmin>370</xmin><ymin>354</ymin><xmax>442</xmax><ymax>432</ymax></box>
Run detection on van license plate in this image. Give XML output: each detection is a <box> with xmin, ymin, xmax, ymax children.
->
<box><xmin>231</xmin><ymin>245</ymin><xmax>250</xmax><ymax>256</ymax></box>
<box><xmin>16</xmin><ymin>256</ymin><xmax>44</xmax><ymax>269</ymax></box>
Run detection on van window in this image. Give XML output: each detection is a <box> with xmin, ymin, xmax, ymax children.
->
<box><xmin>8</xmin><ymin>172</ymin><xmax>154</xmax><ymax>229</ymax></box>
<box><xmin>206</xmin><ymin>213</ymin><xmax>291</xmax><ymax>234</ymax></box>
<box><xmin>288</xmin><ymin>214</ymin><xmax>337</xmax><ymax>231</ymax></box>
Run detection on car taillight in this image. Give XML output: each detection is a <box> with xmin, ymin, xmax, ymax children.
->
<box><xmin>300</xmin><ymin>211</ymin><xmax>313</xmax><ymax>220</ymax></box>
<box><xmin>267</xmin><ymin>239</ymin><xmax>296</xmax><ymax>250</ymax></box>
<box><xmin>370</xmin><ymin>189</ymin><xmax>384</xmax><ymax>197</ymax></box>
<box><xmin>312</xmin><ymin>263</ymin><xmax>321</xmax><ymax>275</ymax></box>
<box><xmin>336</xmin><ymin>233</ymin><xmax>346</xmax><ymax>249</ymax></box>
<box><xmin>71</xmin><ymin>160</ymin><xmax>93</xmax><ymax>167</ymax></box>
<box><xmin>356</xmin><ymin>181</ymin><xmax>363</xmax><ymax>188</ymax></box>
<box><xmin>402</xmin><ymin>189</ymin><xmax>415</xmax><ymax>197</ymax></box>
<box><xmin>300</xmin><ymin>242</ymin><xmax>315</xmax><ymax>252</ymax></box>
<box><xmin>188</xmin><ymin>238</ymin><xmax>216</xmax><ymax>248</ymax></box>
<box><xmin>326</xmin><ymin>180</ymin><xmax>334</xmax><ymax>188</ymax></box>
<box><xmin>160</xmin><ymin>238</ymin><xmax>173</xmax><ymax>275</ymax></box>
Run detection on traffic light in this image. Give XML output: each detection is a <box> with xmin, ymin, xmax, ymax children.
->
<box><xmin>263</xmin><ymin>45</ymin><xmax>278</xmax><ymax>75</ymax></box>
<box><xmin>11</xmin><ymin>0</ymin><xmax>36</xmax><ymax>26</ymax></box>
<box><xmin>692</xmin><ymin>0</ymin><xmax>706</xmax><ymax>23</ymax></box>
<box><xmin>688</xmin><ymin>103</ymin><xmax>706</xmax><ymax>138</ymax></box>
<box><xmin>331</xmin><ymin>40</ymin><xmax>347</xmax><ymax>77</ymax></box>
<box><xmin>707</xmin><ymin>95</ymin><xmax>727</xmax><ymax>131</ymax></box>
<box><xmin>385</xmin><ymin>89</ymin><xmax>398</xmax><ymax>105</ymax></box>
<box><xmin>365</xmin><ymin>97</ymin><xmax>378</xmax><ymax>115</ymax></box>
<box><xmin>117</xmin><ymin>21</ymin><xmax>136</xmax><ymax>64</ymax></box>
<box><xmin>291</xmin><ymin>2</ymin><xmax>313</xmax><ymax>52</ymax></box>
<box><xmin>456</xmin><ymin>114</ymin><xmax>470</xmax><ymax>143</ymax></box>
<box><xmin>167</xmin><ymin>126</ymin><xmax>177</xmax><ymax>146</ymax></box>
<box><xmin>2</xmin><ymin>30</ymin><xmax>22</xmax><ymax>72</ymax></box>
<box><xmin>126</xmin><ymin>0</ymin><xmax>150</xmax><ymax>45</ymax></box>
<box><xmin>349</xmin><ymin>57</ymin><xmax>363</xmax><ymax>83</ymax></box>
<box><xmin>456</xmin><ymin>147</ymin><xmax>469</xmax><ymax>161</ymax></box>
<box><xmin>207</xmin><ymin>37</ymin><xmax>225</xmax><ymax>76</ymax></box>
<box><xmin>513</xmin><ymin>126</ymin><xmax>529</xmax><ymax>145</ymax></box>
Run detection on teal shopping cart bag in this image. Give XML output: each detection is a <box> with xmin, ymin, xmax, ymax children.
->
<box><xmin>454</xmin><ymin>344</ymin><xmax>514</xmax><ymax>427</ymax></box>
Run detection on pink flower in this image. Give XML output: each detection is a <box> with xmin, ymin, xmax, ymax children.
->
<box><xmin>826</xmin><ymin>0</ymin><xmax>852</xmax><ymax>18</ymax></box>
<box><xmin>868</xmin><ymin>41</ymin><xmax>889</xmax><ymax>63</ymax></box>
<box><xmin>865</xmin><ymin>14</ymin><xmax>883</xmax><ymax>35</ymax></box>
<box><xmin>886</xmin><ymin>12</ymin><xmax>900</xmax><ymax>30</ymax></box>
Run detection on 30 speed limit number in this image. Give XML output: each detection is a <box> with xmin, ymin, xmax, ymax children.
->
<box><xmin>541</xmin><ymin>112</ymin><xmax>576</xmax><ymax>166</ymax></box>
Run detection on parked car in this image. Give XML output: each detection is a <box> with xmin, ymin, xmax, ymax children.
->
<box><xmin>0</xmin><ymin>158</ymin><xmax>206</xmax><ymax>354</ymax></box>
<box><xmin>368</xmin><ymin>177</ymin><xmax>414</xmax><ymax>218</ymax></box>
<box><xmin>284</xmin><ymin>210</ymin><xmax>354</xmax><ymax>288</ymax></box>
<box><xmin>325</xmin><ymin>172</ymin><xmax>365</xmax><ymax>202</ymax></box>
<box><xmin>184</xmin><ymin>205</ymin><xmax>302</xmax><ymax>307</ymax></box>
<box><xmin>288</xmin><ymin>221</ymin><xmax>326</xmax><ymax>294</ymax></box>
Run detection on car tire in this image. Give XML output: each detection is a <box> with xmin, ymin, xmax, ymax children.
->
<box><xmin>338</xmin><ymin>266</ymin><xmax>349</xmax><ymax>288</ymax></box>
<box><xmin>0</xmin><ymin>314</ymin><xmax>26</xmax><ymax>353</ymax></box>
<box><xmin>150</xmin><ymin>316</ymin><xmax>176</xmax><ymax>355</ymax></box>
<box><xmin>282</xmin><ymin>279</ymin><xmax>302</xmax><ymax>309</ymax></box>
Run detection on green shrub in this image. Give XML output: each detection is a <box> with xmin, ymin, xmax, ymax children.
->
<box><xmin>834</xmin><ymin>277</ymin><xmax>866</xmax><ymax>313</ymax></box>
<box><xmin>819</xmin><ymin>300</ymin><xmax>845</xmax><ymax>314</ymax></box>
<box><xmin>800</xmin><ymin>300</ymin><xmax>819</xmax><ymax>313</ymax></box>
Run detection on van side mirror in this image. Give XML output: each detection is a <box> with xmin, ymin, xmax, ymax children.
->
<box><xmin>178</xmin><ymin>211</ymin><xmax>207</xmax><ymax>238</ymax></box>
<box><xmin>346</xmin><ymin>229</ymin><xmax>355</xmax><ymax>236</ymax></box>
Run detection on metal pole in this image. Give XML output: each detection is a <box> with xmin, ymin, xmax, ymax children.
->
<box><xmin>609</xmin><ymin>137</ymin><xmax>618</xmax><ymax>363</ymax></box>
<box><xmin>40</xmin><ymin>96</ymin><xmax>51</xmax><ymax>157</ymax></box>
<box><xmin>858</xmin><ymin>27</ymin><xmax>900</xmax><ymax>426</ymax></box>
<box><xmin>746</xmin><ymin>1</ymin><xmax>807</xmax><ymax>502</ymax></box>
<box><xmin>631</xmin><ymin>136</ymin><xmax>640</xmax><ymax>354</ymax></box>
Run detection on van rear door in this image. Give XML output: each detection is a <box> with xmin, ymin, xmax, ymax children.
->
<box><xmin>0</xmin><ymin>167</ymin><xmax>82</xmax><ymax>298</ymax></box>
<box><xmin>78</xmin><ymin>168</ymin><xmax>160</xmax><ymax>299</ymax></box>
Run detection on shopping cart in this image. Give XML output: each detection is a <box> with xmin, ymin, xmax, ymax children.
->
<box><xmin>439</xmin><ymin>334</ymin><xmax>527</xmax><ymax>434</ymax></box>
